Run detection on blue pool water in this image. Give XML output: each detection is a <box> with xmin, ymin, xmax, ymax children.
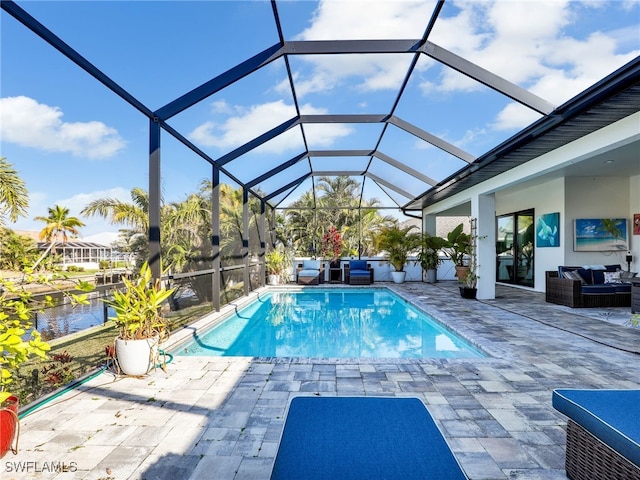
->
<box><xmin>174</xmin><ymin>289</ymin><xmax>484</xmax><ymax>359</ymax></box>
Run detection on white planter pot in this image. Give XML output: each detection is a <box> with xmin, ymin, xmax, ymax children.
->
<box><xmin>267</xmin><ymin>274</ymin><xmax>280</xmax><ymax>286</ymax></box>
<box><xmin>425</xmin><ymin>269</ymin><xmax>437</xmax><ymax>284</ymax></box>
<box><xmin>115</xmin><ymin>336</ymin><xmax>159</xmax><ymax>376</ymax></box>
<box><xmin>391</xmin><ymin>271</ymin><xmax>406</xmax><ymax>283</ymax></box>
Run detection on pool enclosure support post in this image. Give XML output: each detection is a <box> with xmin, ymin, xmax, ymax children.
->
<box><xmin>243</xmin><ymin>188</ymin><xmax>250</xmax><ymax>296</ymax></box>
<box><xmin>149</xmin><ymin>119</ymin><xmax>162</xmax><ymax>280</ymax></box>
<box><xmin>270</xmin><ymin>209</ymin><xmax>277</xmax><ymax>248</ymax></box>
<box><xmin>471</xmin><ymin>193</ymin><xmax>496</xmax><ymax>300</ymax></box>
<box><xmin>211</xmin><ymin>165</ymin><xmax>221</xmax><ymax>312</ymax></box>
<box><xmin>259</xmin><ymin>201</ymin><xmax>266</xmax><ymax>287</ymax></box>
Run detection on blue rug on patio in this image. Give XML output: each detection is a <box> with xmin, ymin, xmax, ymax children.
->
<box><xmin>270</xmin><ymin>396</ymin><xmax>467</xmax><ymax>480</ymax></box>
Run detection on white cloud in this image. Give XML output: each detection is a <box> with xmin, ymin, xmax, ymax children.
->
<box><xmin>189</xmin><ymin>100</ymin><xmax>298</xmax><ymax>151</ymax></box>
<box><xmin>423</xmin><ymin>0</ymin><xmax>640</xmax><ymax>130</ymax></box>
<box><xmin>9</xmin><ymin>187</ymin><xmax>131</xmax><ymax>237</ymax></box>
<box><xmin>298</xmin><ymin>0</ymin><xmax>430</xmax><ymax>40</ymax></box>
<box><xmin>189</xmin><ymin>100</ymin><xmax>353</xmax><ymax>154</ymax></box>
<box><xmin>291</xmin><ymin>0</ymin><xmax>432</xmax><ymax>95</ymax></box>
<box><xmin>0</xmin><ymin>96</ymin><xmax>126</xmax><ymax>158</ymax></box>
<box><xmin>57</xmin><ymin>187</ymin><xmax>132</xmax><ymax>217</ymax></box>
<box><xmin>57</xmin><ymin>187</ymin><xmax>132</xmax><ymax>237</ymax></box>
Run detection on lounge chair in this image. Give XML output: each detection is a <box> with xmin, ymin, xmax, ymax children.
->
<box><xmin>296</xmin><ymin>260</ymin><xmax>324</xmax><ymax>285</ymax></box>
<box><xmin>344</xmin><ymin>260</ymin><xmax>373</xmax><ymax>285</ymax></box>
<box><xmin>552</xmin><ymin>389</ymin><xmax>640</xmax><ymax>479</ymax></box>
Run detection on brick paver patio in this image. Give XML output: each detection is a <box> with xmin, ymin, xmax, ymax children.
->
<box><xmin>5</xmin><ymin>282</ymin><xmax>639</xmax><ymax>479</ymax></box>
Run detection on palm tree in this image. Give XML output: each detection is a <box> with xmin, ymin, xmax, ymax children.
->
<box><xmin>33</xmin><ymin>205</ymin><xmax>85</xmax><ymax>269</ymax></box>
<box><xmin>81</xmin><ymin>187</ymin><xmax>149</xmax><ymax>232</ymax></box>
<box><xmin>0</xmin><ymin>157</ymin><xmax>29</xmax><ymax>226</ymax></box>
<box><xmin>284</xmin><ymin>177</ymin><xmax>396</xmax><ymax>257</ymax></box>
<box><xmin>598</xmin><ymin>218</ymin><xmax>624</xmax><ymax>249</ymax></box>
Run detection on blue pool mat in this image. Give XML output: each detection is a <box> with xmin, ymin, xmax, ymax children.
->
<box><xmin>270</xmin><ymin>396</ymin><xmax>467</xmax><ymax>480</ymax></box>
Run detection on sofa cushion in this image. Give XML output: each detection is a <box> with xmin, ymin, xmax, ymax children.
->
<box><xmin>592</xmin><ymin>270</ymin><xmax>606</xmax><ymax>284</ymax></box>
<box><xmin>614</xmin><ymin>284</ymin><xmax>632</xmax><ymax>294</ymax></box>
<box><xmin>552</xmin><ymin>389</ymin><xmax>640</xmax><ymax>468</ymax></box>
<box><xmin>576</xmin><ymin>268</ymin><xmax>592</xmax><ymax>285</ymax></box>
<box><xmin>582</xmin><ymin>264</ymin><xmax>606</xmax><ymax>271</ymax></box>
<box><xmin>302</xmin><ymin>259</ymin><xmax>321</xmax><ymax>270</ymax></box>
<box><xmin>605</xmin><ymin>264</ymin><xmax>622</xmax><ymax>272</ymax></box>
<box><xmin>581</xmin><ymin>285</ymin><xmax>616</xmax><ymax>295</ymax></box>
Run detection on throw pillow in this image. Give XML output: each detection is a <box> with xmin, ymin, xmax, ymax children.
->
<box><xmin>603</xmin><ymin>271</ymin><xmax>622</xmax><ymax>284</ymax></box>
<box><xmin>563</xmin><ymin>270</ymin><xmax>586</xmax><ymax>284</ymax></box>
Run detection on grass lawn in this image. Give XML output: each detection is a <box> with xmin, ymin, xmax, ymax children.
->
<box><xmin>13</xmin><ymin>302</ymin><xmax>214</xmax><ymax>405</ymax></box>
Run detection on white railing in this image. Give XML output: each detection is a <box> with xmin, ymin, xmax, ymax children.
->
<box><xmin>291</xmin><ymin>256</ymin><xmax>458</xmax><ymax>282</ymax></box>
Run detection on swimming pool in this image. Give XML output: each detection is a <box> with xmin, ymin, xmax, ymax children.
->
<box><xmin>174</xmin><ymin>288</ymin><xmax>484</xmax><ymax>359</ymax></box>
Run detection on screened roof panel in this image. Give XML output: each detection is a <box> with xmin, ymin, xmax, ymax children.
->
<box><xmin>278</xmin><ymin>1</ymin><xmax>437</xmax><ymax>40</ymax></box>
<box><xmin>367</xmin><ymin>157</ymin><xmax>430</xmax><ymax>198</ymax></box>
<box><xmin>429</xmin><ymin>1</ymin><xmax>640</xmax><ymax>106</ymax></box>
<box><xmin>2</xmin><ymin>0</ymin><xmax>637</xmax><ymax>235</ymax></box>
<box><xmin>223</xmin><ymin>133</ymin><xmax>306</xmax><ymax>184</ymax></box>
<box><xmin>250</xmin><ymin>159</ymin><xmax>311</xmax><ymax>197</ymax></box>
<box><xmin>395</xmin><ymin>56</ymin><xmax>545</xmax><ymax>158</ymax></box>
<box><xmin>11</xmin><ymin>1</ymin><xmax>279</xmax><ymax>108</ymax></box>
<box><xmin>287</xmin><ymin>54</ymin><xmax>412</xmax><ymax>114</ymax></box>
<box><xmin>303</xmin><ymin>123</ymin><xmax>384</xmax><ymax>150</ymax></box>
<box><xmin>309</xmin><ymin>156</ymin><xmax>370</xmax><ymax>174</ymax></box>
<box><xmin>166</xmin><ymin>57</ymin><xmax>296</xmax><ymax>159</ymax></box>
<box><xmin>361</xmin><ymin>178</ymin><xmax>406</xmax><ymax>209</ymax></box>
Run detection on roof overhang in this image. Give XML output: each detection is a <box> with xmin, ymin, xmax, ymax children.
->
<box><xmin>403</xmin><ymin>56</ymin><xmax>640</xmax><ymax>211</ymax></box>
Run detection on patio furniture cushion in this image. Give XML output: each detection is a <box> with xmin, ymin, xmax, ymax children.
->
<box><xmin>302</xmin><ymin>259</ymin><xmax>321</xmax><ymax>270</ymax></box>
<box><xmin>350</xmin><ymin>269</ymin><xmax>370</xmax><ymax>277</ymax></box>
<box><xmin>559</xmin><ymin>266</ymin><xmax>592</xmax><ymax>284</ymax></box>
<box><xmin>349</xmin><ymin>260</ymin><xmax>367</xmax><ymax>271</ymax></box>
<box><xmin>604</xmin><ymin>271</ymin><xmax>622</xmax><ymax>283</ymax></box>
<box><xmin>298</xmin><ymin>260</ymin><xmax>322</xmax><ymax>278</ymax></box>
<box><xmin>271</xmin><ymin>396</ymin><xmax>466</xmax><ymax>480</ymax></box>
<box><xmin>563</xmin><ymin>270</ymin><xmax>587</xmax><ymax>284</ymax></box>
<box><xmin>614</xmin><ymin>284</ymin><xmax>632</xmax><ymax>294</ymax></box>
<box><xmin>298</xmin><ymin>270</ymin><xmax>319</xmax><ymax>278</ymax></box>
<box><xmin>552</xmin><ymin>389</ymin><xmax>640</xmax><ymax>468</ymax></box>
<box><xmin>581</xmin><ymin>285</ymin><xmax>616</xmax><ymax>295</ymax></box>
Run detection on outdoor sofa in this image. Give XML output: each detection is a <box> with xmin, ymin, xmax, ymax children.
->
<box><xmin>552</xmin><ymin>389</ymin><xmax>640</xmax><ymax>480</ymax></box>
<box><xmin>545</xmin><ymin>264</ymin><xmax>631</xmax><ymax>308</ymax></box>
<box><xmin>296</xmin><ymin>260</ymin><xmax>325</xmax><ymax>285</ymax></box>
<box><xmin>343</xmin><ymin>260</ymin><xmax>374</xmax><ymax>285</ymax></box>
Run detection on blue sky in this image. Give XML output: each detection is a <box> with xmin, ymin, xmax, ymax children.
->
<box><xmin>1</xmin><ymin>0</ymin><xmax>639</xmax><ymax>243</ymax></box>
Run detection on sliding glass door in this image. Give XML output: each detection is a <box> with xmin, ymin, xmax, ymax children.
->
<box><xmin>496</xmin><ymin>210</ymin><xmax>535</xmax><ymax>287</ymax></box>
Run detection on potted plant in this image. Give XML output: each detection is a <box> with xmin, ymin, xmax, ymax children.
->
<box><xmin>443</xmin><ymin>223</ymin><xmax>472</xmax><ymax>282</ymax></box>
<box><xmin>320</xmin><ymin>226</ymin><xmax>344</xmax><ymax>282</ymax></box>
<box><xmin>0</xmin><ymin>273</ymin><xmax>92</xmax><ymax>458</ymax></box>
<box><xmin>459</xmin><ymin>218</ymin><xmax>479</xmax><ymax>299</ymax></box>
<box><xmin>104</xmin><ymin>262</ymin><xmax>174</xmax><ymax>376</ymax></box>
<box><xmin>417</xmin><ymin>233</ymin><xmax>447</xmax><ymax>284</ymax></box>
<box><xmin>265</xmin><ymin>249</ymin><xmax>287</xmax><ymax>285</ymax></box>
<box><xmin>374</xmin><ymin>225</ymin><xmax>421</xmax><ymax>283</ymax></box>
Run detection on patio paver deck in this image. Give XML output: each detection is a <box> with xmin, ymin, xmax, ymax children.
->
<box><xmin>5</xmin><ymin>282</ymin><xmax>639</xmax><ymax>480</ymax></box>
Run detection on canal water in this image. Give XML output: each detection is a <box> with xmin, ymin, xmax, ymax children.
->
<box><xmin>34</xmin><ymin>290</ymin><xmax>115</xmax><ymax>341</ymax></box>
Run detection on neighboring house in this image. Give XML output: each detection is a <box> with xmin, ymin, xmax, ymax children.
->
<box><xmin>36</xmin><ymin>241</ymin><xmax>114</xmax><ymax>270</ymax></box>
